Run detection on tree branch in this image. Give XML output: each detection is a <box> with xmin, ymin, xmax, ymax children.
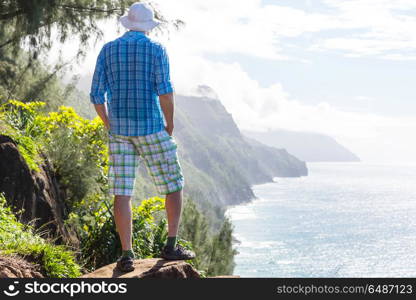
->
<box><xmin>0</xmin><ymin>9</ymin><xmax>24</xmax><ymax>20</ymax></box>
<box><xmin>57</xmin><ymin>5</ymin><xmax>122</xmax><ymax>14</ymax></box>
<box><xmin>0</xmin><ymin>36</ymin><xmax>18</xmax><ymax>49</ymax></box>
<box><xmin>7</xmin><ymin>61</ymin><xmax>32</xmax><ymax>100</ymax></box>
<box><xmin>25</xmin><ymin>60</ymin><xmax>71</xmax><ymax>101</ymax></box>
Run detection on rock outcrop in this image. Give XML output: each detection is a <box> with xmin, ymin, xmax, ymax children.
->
<box><xmin>0</xmin><ymin>256</ymin><xmax>237</xmax><ymax>279</ymax></box>
<box><xmin>0</xmin><ymin>135</ymin><xmax>77</xmax><ymax>246</ymax></box>
<box><xmin>81</xmin><ymin>258</ymin><xmax>201</xmax><ymax>279</ymax></box>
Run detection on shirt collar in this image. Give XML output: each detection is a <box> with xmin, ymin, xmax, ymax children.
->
<box><xmin>122</xmin><ymin>30</ymin><xmax>148</xmax><ymax>40</ymax></box>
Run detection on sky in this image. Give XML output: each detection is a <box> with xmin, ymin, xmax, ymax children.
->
<box><xmin>58</xmin><ymin>0</ymin><xmax>416</xmax><ymax>163</ymax></box>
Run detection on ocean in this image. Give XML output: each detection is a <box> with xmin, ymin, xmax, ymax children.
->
<box><xmin>226</xmin><ymin>162</ymin><xmax>416</xmax><ymax>277</ymax></box>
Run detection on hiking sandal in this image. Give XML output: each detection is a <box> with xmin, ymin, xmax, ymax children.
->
<box><xmin>116</xmin><ymin>256</ymin><xmax>135</xmax><ymax>272</ymax></box>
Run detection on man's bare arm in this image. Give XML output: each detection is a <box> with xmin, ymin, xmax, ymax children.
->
<box><xmin>93</xmin><ymin>104</ymin><xmax>110</xmax><ymax>130</ymax></box>
<box><xmin>159</xmin><ymin>92</ymin><xmax>174</xmax><ymax>136</ymax></box>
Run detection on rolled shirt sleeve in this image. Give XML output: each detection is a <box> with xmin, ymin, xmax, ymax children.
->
<box><xmin>90</xmin><ymin>47</ymin><xmax>108</xmax><ymax>104</ymax></box>
<box><xmin>154</xmin><ymin>46</ymin><xmax>174</xmax><ymax>96</ymax></box>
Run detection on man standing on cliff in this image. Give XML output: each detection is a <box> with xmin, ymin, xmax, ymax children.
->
<box><xmin>90</xmin><ymin>2</ymin><xmax>195</xmax><ymax>272</ymax></box>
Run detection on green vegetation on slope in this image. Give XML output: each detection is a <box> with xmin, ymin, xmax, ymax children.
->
<box><xmin>0</xmin><ymin>100</ymin><xmax>235</xmax><ymax>276</ymax></box>
<box><xmin>0</xmin><ymin>193</ymin><xmax>81</xmax><ymax>278</ymax></box>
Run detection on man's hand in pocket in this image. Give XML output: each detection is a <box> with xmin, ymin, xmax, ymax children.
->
<box><xmin>165</xmin><ymin>124</ymin><xmax>174</xmax><ymax>136</ymax></box>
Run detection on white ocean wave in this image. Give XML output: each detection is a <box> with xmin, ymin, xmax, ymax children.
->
<box><xmin>225</xmin><ymin>205</ymin><xmax>257</xmax><ymax>221</ymax></box>
<box><xmin>234</xmin><ymin>236</ymin><xmax>284</xmax><ymax>250</ymax></box>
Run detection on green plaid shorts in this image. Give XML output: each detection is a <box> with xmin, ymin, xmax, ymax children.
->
<box><xmin>108</xmin><ymin>129</ymin><xmax>185</xmax><ymax>196</ymax></box>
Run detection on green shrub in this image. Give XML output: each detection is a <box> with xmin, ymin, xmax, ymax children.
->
<box><xmin>1</xmin><ymin>100</ymin><xmax>108</xmax><ymax>209</ymax></box>
<box><xmin>180</xmin><ymin>197</ymin><xmax>236</xmax><ymax>276</ymax></box>
<box><xmin>34</xmin><ymin>105</ymin><xmax>108</xmax><ymax>210</ymax></box>
<box><xmin>0</xmin><ymin>194</ymin><xmax>81</xmax><ymax>278</ymax></box>
<box><xmin>0</xmin><ymin>100</ymin><xmax>46</xmax><ymax>171</ymax></box>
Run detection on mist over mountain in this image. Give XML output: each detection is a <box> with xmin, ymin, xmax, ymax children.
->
<box><xmin>167</xmin><ymin>95</ymin><xmax>308</xmax><ymax>206</ymax></box>
<box><xmin>242</xmin><ymin>129</ymin><xmax>360</xmax><ymax>162</ymax></box>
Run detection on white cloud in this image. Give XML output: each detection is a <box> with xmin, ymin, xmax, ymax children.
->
<box><xmin>311</xmin><ymin>0</ymin><xmax>416</xmax><ymax>58</ymax></box>
<box><xmin>157</xmin><ymin>0</ymin><xmax>416</xmax><ymax>61</ymax></box>
<box><xmin>156</xmin><ymin>0</ymin><xmax>348</xmax><ymax>60</ymax></box>
<box><xmin>310</xmin><ymin>37</ymin><xmax>413</xmax><ymax>56</ymax></box>
<box><xmin>152</xmin><ymin>0</ymin><xmax>416</xmax><ymax>163</ymax></box>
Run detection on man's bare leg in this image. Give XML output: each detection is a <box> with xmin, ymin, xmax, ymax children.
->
<box><xmin>161</xmin><ymin>189</ymin><xmax>195</xmax><ymax>259</ymax></box>
<box><xmin>165</xmin><ymin>190</ymin><xmax>183</xmax><ymax>238</ymax></box>
<box><xmin>114</xmin><ymin>195</ymin><xmax>133</xmax><ymax>251</ymax></box>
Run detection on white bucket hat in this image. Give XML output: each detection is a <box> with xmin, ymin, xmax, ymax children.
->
<box><xmin>119</xmin><ymin>2</ymin><xmax>161</xmax><ymax>32</ymax></box>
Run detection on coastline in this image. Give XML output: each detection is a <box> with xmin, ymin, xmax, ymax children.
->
<box><xmin>226</xmin><ymin>162</ymin><xmax>416</xmax><ymax>277</ymax></box>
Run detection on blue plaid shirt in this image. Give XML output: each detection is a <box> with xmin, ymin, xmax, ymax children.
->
<box><xmin>90</xmin><ymin>30</ymin><xmax>174</xmax><ymax>136</ymax></box>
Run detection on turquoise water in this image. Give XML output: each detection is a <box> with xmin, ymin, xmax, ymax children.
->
<box><xmin>226</xmin><ymin>162</ymin><xmax>416</xmax><ymax>277</ymax></box>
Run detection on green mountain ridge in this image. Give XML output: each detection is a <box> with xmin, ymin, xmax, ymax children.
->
<box><xmin>243</xmin><ymin>129</ymin><xmax>360</xmax><ymax>162</ymax></box>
